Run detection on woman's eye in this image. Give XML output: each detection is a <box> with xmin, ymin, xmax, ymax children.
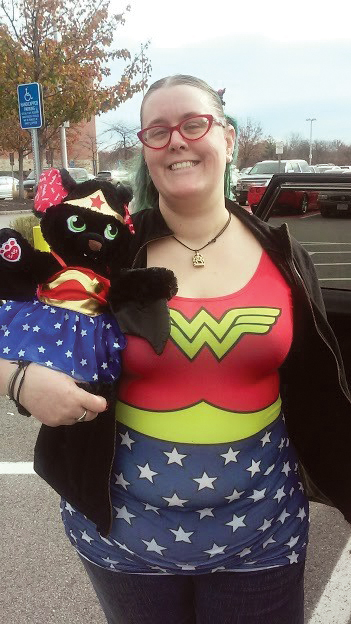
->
<box><xmin>67</xmin><ymin>215</ymin><xmax>86</xmax><ymax>232</ymax></box>
<box><xmin>149</xmin><ymin>128</ymin><xmax>168</xmax><ymax>139</ymax></box>
<box><xmin>104</xmin><ymin>223</ymin><xmax>119</xmax><ymax>240</ymax></box>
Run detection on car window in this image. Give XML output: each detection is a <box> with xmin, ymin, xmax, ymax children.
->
<box><xmin>253</xmin><ymin>173</ymin><xmax>351</xmax><ymax>291</ymax></box>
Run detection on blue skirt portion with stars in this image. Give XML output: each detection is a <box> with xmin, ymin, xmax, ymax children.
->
<box><xmin>0</xmin><ymin>299</ymin><xmax>125</xmax><ymax>382</ymax></box>
<box><xmin>61</xmin><ymin>413</ymin><xmax>309</xmax><ymax>574</ymax></box>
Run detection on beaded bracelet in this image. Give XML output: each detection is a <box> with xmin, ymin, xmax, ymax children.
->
<box><xmin>7</xmin><ymin>360</ymin><xmax>32</xmax><ymax>417</ymax></box>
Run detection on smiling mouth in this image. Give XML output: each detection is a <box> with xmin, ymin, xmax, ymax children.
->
<box><xmin>169</xmin><ymin>161</ymin><xmax>199</xmax><ymax>171</ymax></box>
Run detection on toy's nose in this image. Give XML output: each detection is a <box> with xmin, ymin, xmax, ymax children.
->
<box><xmin>88</xmin><ymin>239</ymin><xmax>102</xmax><ymax>251</ymax></box>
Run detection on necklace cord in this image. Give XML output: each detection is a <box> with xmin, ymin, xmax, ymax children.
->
<box><xmin>172</xmin><ymin>210</ymin><xmax>232</xmax><ymax>253</ymax></box>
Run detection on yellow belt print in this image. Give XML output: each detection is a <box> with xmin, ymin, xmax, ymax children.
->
<box><xmin>115</xmin><ymin>396</ymin><xmax>282</xmax><ymax>444</ymax></box>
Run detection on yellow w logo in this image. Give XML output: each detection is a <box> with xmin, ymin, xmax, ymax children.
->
<box><xmin>170</xmin><ymin>307</ymin><xmax>281</xmax><ymax>360</ymax></box>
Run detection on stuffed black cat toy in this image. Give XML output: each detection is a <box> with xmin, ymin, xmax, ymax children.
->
<box><xmin>0</xmin><ymin>168</ymin><xmax>177</xmax><ymax>405</ymax></box>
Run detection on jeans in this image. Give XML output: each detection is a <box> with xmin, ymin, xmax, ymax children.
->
<box><xmin>80</xmin><ymin>557</ymin><xmax>305</xmax><ymax>624</ymax></box>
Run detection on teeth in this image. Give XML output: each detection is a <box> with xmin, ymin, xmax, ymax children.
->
<box><xmin>170</xmin><ymin>161</ymin><xmax>197</xmax><ymax>170</ymax></box>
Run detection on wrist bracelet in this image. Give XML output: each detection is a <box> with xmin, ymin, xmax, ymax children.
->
<box><xmin>7</xmin><ymin>360</ymin><xmax>32</xmax><ymax>417</ymax></box>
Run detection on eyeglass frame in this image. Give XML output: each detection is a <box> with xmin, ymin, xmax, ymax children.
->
<box><xmin>137</xmin><ymin>114</ymin><xmax>226</xmax><ymax>150</ymax></box>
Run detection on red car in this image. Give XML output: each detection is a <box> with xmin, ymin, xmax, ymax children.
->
<box><xmin>247</xmin><ymin>185</ymin><xmax>318</xmax><ymax>214</ymax></box>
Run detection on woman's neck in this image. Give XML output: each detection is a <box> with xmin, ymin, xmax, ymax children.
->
<box><xmin>159</xmin><ymin>195</ymin><xmax>230</xmax><ymax>247</ymax></box>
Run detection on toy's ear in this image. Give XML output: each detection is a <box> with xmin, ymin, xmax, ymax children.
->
<box><xmin>34</xmin><ymin>168</ymin><xmax>77</xmax><ymax>214</ymax></box>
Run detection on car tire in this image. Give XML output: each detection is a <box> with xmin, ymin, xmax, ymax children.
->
<box><xmin>300</xmin><ymin>193</ymin><xmax>309</xmax><ymax>214</ymax></box>
<box><xmin>320</xmin><ymin>206</ymin><xmax>332</xmax><ymax>218</ymax></box>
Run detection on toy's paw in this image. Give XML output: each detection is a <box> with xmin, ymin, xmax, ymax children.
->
<box><xmin>110</xmin><ymin>267</ymin><xmax>178</xmax><ymax>308</ymax></box>
<box><xmin>0</xmin><ymin>229</ymin><xmax>35</xmax><ymax>267</ymax></box>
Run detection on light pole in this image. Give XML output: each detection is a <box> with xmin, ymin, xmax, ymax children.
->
<box><xmin>306</xmin><ymin>117</ymin><xmax>316</xmax><ymax>165</ymax></box>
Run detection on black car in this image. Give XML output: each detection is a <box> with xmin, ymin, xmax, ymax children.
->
<box><xmin>317</xmin><ymin>190</ymin><xmax>351</xmax><ymax>217</ymax></box>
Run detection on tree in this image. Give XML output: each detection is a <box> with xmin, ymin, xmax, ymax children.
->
<box><xmin>104</xmin><ymin>121</ymin><xmax>139</xmax><ymax>162</ymax></box>
<box><xmin>237</xmin><ymin>118</ymin><xmax>264</xmax><ymax>168</ymax></box>
<box><xmin>0</xmin><ymin>0</ymin><xmax>151</xmax><ymax>188</ymax></box>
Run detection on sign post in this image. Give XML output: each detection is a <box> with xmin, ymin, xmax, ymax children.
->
<box><xmin>17</xmin><ymin>82</ymin><xmax>44</xmax><ymax>185</ymax></box>
<box><xmin>275</xmin><ymin>141</ymin><xmax>284</xmax><ymax>173</ymax></box>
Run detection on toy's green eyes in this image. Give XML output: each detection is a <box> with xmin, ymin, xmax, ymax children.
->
<box><xmin>67</xmin><ymin>215</ymin><xmax>86</xmax><ymax>232</ymax></box>
<box><xmin>104</xmin><ymin>223</ymin><xmax>119</xmax><ymax>241</ymax></box>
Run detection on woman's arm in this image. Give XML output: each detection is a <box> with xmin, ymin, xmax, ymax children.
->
<box><xmin>0</xmin><ymin>359</ymin><xmax>106</xmax><ymax>426</ymax></box>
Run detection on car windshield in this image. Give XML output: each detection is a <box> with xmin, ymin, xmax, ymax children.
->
<box><xmin>0</xmin><ymin>177</ymin><xmax>10</xmax><ymax>184</ymax></box>
<box><xmin>249</xmin><ymin>162</ymin><xmax>286</xmax><ymax>174</ymax></box>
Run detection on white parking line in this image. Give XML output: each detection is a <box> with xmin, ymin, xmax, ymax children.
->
<box><xmin>302</xmin><ymin>242</ymin><xmax>351</xmax><ymax>246</ymax></box>
<box><xmin>0</xmin><ymin>461</ymin><xmax>35</xmax><ymax>474</ymax></box>
<box><xmin>308</xmin><ymin>536</ymin><xmax>351</xmax><ymax>623</ymax></box>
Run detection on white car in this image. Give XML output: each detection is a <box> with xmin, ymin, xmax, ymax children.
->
<box><xmin>0</xmin><ymin>176</ymin><xmax>19</xmax><ymax>200</ymax></box>
<box><xmin>96</xmin><ymin>169</ymin><xmax>131</xmax><ymax>185</ymax></box>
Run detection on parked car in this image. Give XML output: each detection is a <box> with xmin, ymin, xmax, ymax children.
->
<box><xmin>96</xmin><ymin>169</ymin><xmax>131</xmax><ymax>185</ymax></box>
<box><xmin>248</xmin><ymin>183</ymin><xmax>318</xmax><ymax>214</ymax></box>
<box><xmin>315</xmin><ymin>164</ymin><xmax>335</xmax><ymax>173</ymax></box>
<box><xmin>0</xmin><ymin>176</ymin><xmax>19</xmax><ymax>200</ymax></box>
<box><xmin>236</xmin><ymin>159</ymin><xmax>311</xmax><ymax>204</ymax></box>
<box><xmin>24</xmin><ymin>167</ymin><xmax>92</xmax><ymax>198</ymax></box>
<box><xmin>318</xmin><ymin>190</ymin><xmax>351</xmax><ymax>217</ymax></box>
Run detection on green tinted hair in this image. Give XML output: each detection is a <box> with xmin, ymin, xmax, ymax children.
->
<box><xmin>133</xmin><ymin>74</ymin><xmax>238</xmax><ymax>212</ymax></box>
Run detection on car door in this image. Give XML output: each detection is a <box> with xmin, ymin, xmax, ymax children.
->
<box><xmin>254</xmin><ymin>172</ymin><xmax>351</xmax><ymax>388</ymax></box>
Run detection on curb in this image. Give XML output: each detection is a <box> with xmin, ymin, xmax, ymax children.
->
<box><xmin>0</xmin><ymin>209</ymin><xmax>32</xmax><ymax>215</ymax></box>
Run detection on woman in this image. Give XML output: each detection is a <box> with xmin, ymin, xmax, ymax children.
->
<box><xmin>2</xmin><ymin>75</ymin><xmax>351</xmax><ymax>624</ymax></box>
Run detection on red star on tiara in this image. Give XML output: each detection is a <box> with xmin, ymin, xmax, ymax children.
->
<box><xmin>90</xmin><ymin>195</ymin><xmax>105</xmax><ymax>210</ymax></box>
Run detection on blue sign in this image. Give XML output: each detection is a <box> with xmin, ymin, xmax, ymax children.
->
<box><xmin>17</xmin><ymin>82</ymin><xmax>43</xmax><ymax>129</ymax></box>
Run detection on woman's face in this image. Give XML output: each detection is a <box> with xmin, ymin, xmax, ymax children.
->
<box><xmin>141</xmin><ymin>85</ymin><xmax>235</xmax><ymax>207</ymax></box>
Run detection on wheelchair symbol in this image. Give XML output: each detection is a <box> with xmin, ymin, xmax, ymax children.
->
<box><xmin>24</xmin><ymin>87</ymin><xmax>33</xmax><ymax>102</ymax></box>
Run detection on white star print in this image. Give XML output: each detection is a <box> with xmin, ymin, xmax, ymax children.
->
<box><xmin>105</xmin><ymin>323</ymin><xmax>112</xmax><ymax>329</ymax></box>
<box><xmin>143</xmin><ymin>503</ymin><xmax>160</xmax><ymax>514</ymax></box>
<box><xmin>1</xmin><ymin>325</ymin><xmax>7</xmax><ymax>331</ymax></box>
<box><xmin>80</xmin><ymin>359</ymin><xmax>87</xmax><ymax>366</ymax></box>
<box><xmin>204</xmin><ymin>543</ymin><xmax>228</xmax><ymax>558</ymax></box>
<box><xmin>4</xmin><ymin>305</ymin><xmax>11</xmax><ymax>311</ymax></box>
<box><xmin>65</xmin><ymin>502</ymin><xmax>76</xmax><ymax>515</ymax></box>
<box><xmin>114</xmin><ymin>505</ymin><xmax>136</xmax><ymax>524</ymax></box>
<box><xmin>113</xmin><ymin>341</ymin><xmax>120</xmax><ymax>348</ymax></box>
<box><xmin>257</xmin><ymin>517</ymin><xmax>274</xmax><ymax>532</ymax></box>
<box><xmin>220</xmin><ymin>447</ymin><xmax>240</xmax><ymax>464</ymax></box>
<box><xmin>64</xmin><ymin>313</ymin><xmax>69</xmax><ymax>320</ymax></box>
<box><xmin>72</xmin><ymin>325</ymin><xmax>77</xmax><ymax>332</ymax></box>
<box><xmin>277</xmin><ymin>508</ymin><xmax>291</xmax><ymax>524</ymax></box>
<box><xmin>69</xmin><ymin>530</ymin><xmax>77</xmax><ymax>543</ymax></box>
<box><xmin>4</xmin><ymin>330</ymin><xmax>9</xmax><ymax>336</ymax></box>
<box><xmin>114</xmin><ymin>472</ymin><xmax>130</xmax><ymax>490</ymax></box>
<box><xmin>285</xmin><ymin>535</ymin><xmax>300</xmax><ymax>549</ymax></box>
<box><xmin>273</xmin><ymin>486</ymin><xmax>286</xmax><ymax>503</ymax></box>
<box><xmin>137</xmin><ymin>462</ymin><xmax>158</xmax><ymax>483</ymax></box>
<box><xmin>247</xmin><ymin>488</ymin><xmax>266</xmax><ymax>502</ymax></box>
<box><xmin>56</xmin><ymin>340</ymin><xmax>63</xmax><ymax>346</ymax></box>
<box><xmin>33</xmin><ymin>325</ymin><xmax>40</xmax><ymax>332</ymax></box>
<box><xmin>113</xmin><ymin>540</ymin><xmax>134</xmax><ymax>554</ymax></box>
<box><xmin>281</xmin><ymin>462</ymin><xmax>291</xmax><ymax>477</ymax></box>
<box><xmin>286</xmin><ymin>551</ymin><xmax>299</xmax><ymax>564</ymax></box>
<box><xmin>80</xmin><ymin>530</ymin><xmax>94</xmax><ymax>543</ymax></box>
<box><xmin>50</xmin><ymin>308</ymin><xmax>56</xmax><ymax>313</ymax></box>
<box><xmin>297</xmin><ymin>507</ymin><xmax>306</xmax><ymax>521</ymax></box>
<box><xmin>196</xmin><ymin>508</ymin><xmax>215</xmax><ymax>519</ymax></box>
<box><xmin>260</xmin><ymin>431</ymin><xmax>271</xmax><ymax>447</ymax></box>
<box><xmin>225</xmin><ymin>489</ymin><xmax>244</xmax><ymax>503</ymax></box>
<box><xmin>102</xmin><ymin>557</ymin><xmax>119</xmax><ymax>565</ymax></box>
<box><xmin>211</xmin><ymin>567</ymin><xmax>226</xmax><ymax>573</ymax></box>
<box><xmin>81</xmin><ymin>330</ymin><xmax>87</xmax><ymax>336</ymax></box>
<box><xmin>246</xmin><ymin>459</ymin><xmax>261</xmax><ymax>478</ymax></box>
<box><xmin>54</xmin><ymin>323</ymin><xmax>61</xmax><ymax>329</ymax></box>
<box><xmin>22</xmin><ymin>324</ymin><xmax>30</xmax><ymax>331</ymax></box>
<box><xmin>38</xmin><ymin>346</ymin><xmax>45</xmax><ymax>353</ymax></box>
<box><xmin>238</xmin><ymin>547</ymin><xmax>251</xmax><ymax>558</ymax></box>
<box><xmin>92</xmin><ymin>373</ymin><xmax>98</xmax><ymax>381</ymax></box>
<box><xmin>65</xmin><ymin>350</ymin><xmax>72</xmax><ymax>358</ymax></box>
<box><xmin>278</xmin><ymin>437</ymin><xmax>286</xmax><ymax>450</ymax></box>
<box><xmin>193</xmin><ymin>471</ymin><xmax>217</xmax><ymax>491</ymax></box>
<box><xmin>264</xmin><ymin>464</ymin><xmax>275</xmax><ymax>475</ymax></box>
<box><xmin>100</xmin><ymin>536</ymin><xmax>114</xmax><ymax>546</ymax></box>
<box><xmin>162</xmin><ymin>492</ymin><xmax>189</xmax><ymax>507</ymax></box>
<box><xmin>289</xmin><ymin>487</ymin><xmax>295</xmax><ymax>497</ymax></box>
<box><xmin>163</xmin><ymin>447</ymin><xmax>187</xmax><ymax>466</ymax></box>
<box><xmin>42</xmin><ymin>305</ymin><xmax>49</xmax><ymax>309</ymax></box>
<box><xmin>101</xmin><ymin>362</ymin><xmax>108</xmax><ymax>369</ymax></box>
<box><xmin>142</xmin><ymin>538</ymin><xmax>167</xmax><ymax>556</ymax></box>
<box><xmin>18</xmin><ymin>350</ymin><xmax>25</xmax><ymax>357</ymax></box>
<box><xmin>262</xmin><ymin>536</ymin><xmax>276</xmax><ymax>549</ymax></box>
<box><xmin>45</xmin><ymin>360</ymin><xmax>53</xmax><ymax>367</ymax></box>
<box><xmin>225</xmin><ymin>514</ymin><xmax>247</xmax><ymax>533</ymax></box>
<box><xmin>169</xmin><ymin>525</ymin><xmax>194</xmax><ymax>543</ymax></box>
<box><xmin>176</xmin><ymin>564</ymin><xmax>196</xmax><ymax>570</ymax></box>
<box><xmin>3</xmin><ymin>347</ymin><xmax>10</xmax><ymax>354</ymax></box>
<box><xmin>119</xmin><ymin>430</ymin><xmax>135</xmax><ymax>449</ymax></box>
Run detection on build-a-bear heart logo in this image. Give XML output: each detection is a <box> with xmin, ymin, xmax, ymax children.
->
<box><xmin>0</xmin><ymin>238</ymin><xmax>21</xmax><ymax>262</ymax></box>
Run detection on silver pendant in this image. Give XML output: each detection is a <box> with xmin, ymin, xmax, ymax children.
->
<box><xmin>192</xmin><ymin>251</ymin><xmax>205</xmax><ymax>267</ymax></box>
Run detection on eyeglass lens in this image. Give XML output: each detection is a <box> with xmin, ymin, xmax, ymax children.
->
<box><xmin>142</xmin><ymin>116</ymin><xmax>212</xmax><ymax>148</ymax></box>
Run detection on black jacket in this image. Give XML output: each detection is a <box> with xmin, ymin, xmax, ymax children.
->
<box><xmin>34</xmin><ymin>200</ymin><xmax>351</xmax><ymax>536</ymax></box>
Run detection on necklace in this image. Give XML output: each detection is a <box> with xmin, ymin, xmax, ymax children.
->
<box><xmin>172</xmin><ymin>210</ymin><xmax>232</xmax><ymax>268</ymax></box>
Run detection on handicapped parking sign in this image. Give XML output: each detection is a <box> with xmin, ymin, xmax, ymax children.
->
<box><xmin>17</xmin><ymin>82</ymin><xmax>44</xmax><ymax>129</ymax></box>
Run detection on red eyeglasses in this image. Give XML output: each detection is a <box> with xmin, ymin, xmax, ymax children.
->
<box><xmin>137</xmin><ymin>114</ymin><xmax>225</xmax><ymax>149</ymax></box>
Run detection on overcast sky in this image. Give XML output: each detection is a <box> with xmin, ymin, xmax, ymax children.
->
<box><xmin>96</xmin><ymin>0</ymin><xmax>351</xmax><ymax>147</ymax></box>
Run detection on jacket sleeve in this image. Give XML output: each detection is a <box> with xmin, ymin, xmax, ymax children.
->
<box><xmin>291</xmin><ymin>236</ymin><xmax>327</xmax><ymax>319</ymax></box>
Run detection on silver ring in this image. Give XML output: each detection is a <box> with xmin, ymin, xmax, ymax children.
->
<box><xmin>76</xmin><ymin>409</ymin><xmax>87</xmax><ymax>423</ymax></box>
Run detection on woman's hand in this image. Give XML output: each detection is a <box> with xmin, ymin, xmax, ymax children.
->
<box><xmin>19</xmin><ymin>363</ymin><xmax>107</xmax><ymax>426</ymax></box>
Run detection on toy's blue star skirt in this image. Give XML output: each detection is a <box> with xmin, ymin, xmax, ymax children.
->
<box><xmin>0</xmin><ymin>299</ymin><xmax>125</xmax><ymax>382</ymax></box>
<box><xmin>61</xmin><ymin>413</ymin><xmax>309</xmax><ymax>574</ymax></box>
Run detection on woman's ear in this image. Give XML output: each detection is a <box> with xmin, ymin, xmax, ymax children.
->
<box><xmin>225</xmin><ymin>125</ymin><xmax>236</xmax><ymax>163</ymax></box>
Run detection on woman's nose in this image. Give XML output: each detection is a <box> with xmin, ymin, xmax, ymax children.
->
<box><xmin>168</xmin><ymin>129</ymin><xmax>187</xmax><ymax>150</ymax></box>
